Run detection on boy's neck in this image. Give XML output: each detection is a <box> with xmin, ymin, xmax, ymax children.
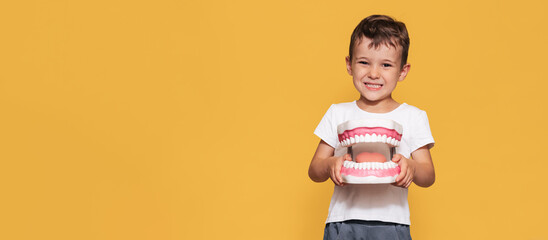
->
<box><xmin>356</xmin><ymin>96</ymin><xmax>401</xmax><ymax>113</ymax></box>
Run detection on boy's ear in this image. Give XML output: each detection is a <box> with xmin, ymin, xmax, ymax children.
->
<box><xmin>345</xmin><ymin>56</ymin><xmax>353</xmax><ymax>75</ymax></box>
<box><xmin>398</xmin><ymin>63</ymin><xmax>411</xmax><ymax>82</ymax></box>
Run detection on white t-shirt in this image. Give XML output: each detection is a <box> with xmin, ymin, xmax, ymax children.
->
<box><xmin>314</xmin><ymin>101</ymin><xmax>435</xmax><ymax>225</ymax></box>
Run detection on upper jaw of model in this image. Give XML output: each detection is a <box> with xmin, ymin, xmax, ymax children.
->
<box><xmin>337</xmin><ymin>119</ymin><xmax>403</xmax><ymax>184</ymax></box>
<box><xmin>337</xmin><ymin>119</ymin><xmax>402</xmax><ymax>147</ymax></box>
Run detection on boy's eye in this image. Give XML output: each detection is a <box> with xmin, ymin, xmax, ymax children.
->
<box><xmin>382</xmin><ymin>63</ymin><xmax>392</xmax><ymax>67</ymax></box>
<box><xmin>358</xmin><ymin>61</ymin><xmax>369</xmax><ymax>65</ymax></box>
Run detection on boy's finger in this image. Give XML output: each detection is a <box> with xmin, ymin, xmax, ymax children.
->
<box><xmin>405</xmin><ymin>177</ymin><xmax>412</xmax><ymax>188</ymax></box>
<box><xmin>331</xmin><ymin>169</ymin><xmax>341</xmax><ymax>186</ymax></box>
<box><xmin>336</xmin><ymin>166</ymin><xmax>343</xmax><ymax>185</ymax></box>
<box><xmin>344</xmin><ymin>154</ymin><xmax>352</xmax><ymax>161</ymax></box>
<box><xmin>396</xmin><ymin>163</ymin><xmax>407</xmax><ymax>182</ymax></box>
<box><xmin>331</xmin><ymin>174</ymin><xmax>338</xmax><ymax>185</ymax></box>
<box><xmin>396</xmin><ymin>176</ymin><xmax>405</xmax><ymax>186</ymax></box>
<box><xmin>401</xmin><ymin>177</ymin><xmax>409</xmax><ymax>188</ymax></box>
<box><xmin>392</xmin><ymin>181</ymin><xmax>404</xmax><ymax>188</ymax></box>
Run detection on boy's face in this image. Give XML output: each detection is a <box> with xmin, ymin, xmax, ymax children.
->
<box><xmin>346</xmin><ymin>37</ymin><xmax>410</xmax><ymax>104</ymax></box>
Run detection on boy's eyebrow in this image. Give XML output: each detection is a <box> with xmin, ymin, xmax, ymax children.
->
<box><xmin>355</xmin><ymin>57</ymin><xmax>371</xmax><ymax>61</ymax></box>
<box><xmin>356</xmin><ymin>56</ymin><xmax>397</xmax><ymax>64</ymax></box>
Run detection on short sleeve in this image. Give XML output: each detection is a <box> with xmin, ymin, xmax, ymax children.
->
<box><xmin>409</xmin><ymin>111</ymin><xmax>435</xmax><ymax>153</ymax></box>
<box><xmin>313</xmin><ymin>104</ymin><xmax>338</xmax><ymax>148</ymax></box>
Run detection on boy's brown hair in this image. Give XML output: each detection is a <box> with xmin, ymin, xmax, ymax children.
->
<box><xmin>349</xmin><ymin>15</ymin><xmax>410</xmax><ymax>68</ymax></box>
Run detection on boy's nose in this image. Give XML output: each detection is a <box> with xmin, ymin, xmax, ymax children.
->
<box><xmin>368</xmin><ymin>67</ymin><xmax>380</xmax><ymax>79</ymax></box>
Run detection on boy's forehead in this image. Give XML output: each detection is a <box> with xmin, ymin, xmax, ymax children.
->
<box><xmin>354</xmin><ymin>38</ymin><xmax>402</xmax><ymax>58</ymax></box>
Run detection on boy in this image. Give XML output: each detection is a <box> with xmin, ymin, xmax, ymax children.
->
<box><xmin>308</xmin><ymin>15</ymin><xmax>435</xmax><ymax>240</ymax></box>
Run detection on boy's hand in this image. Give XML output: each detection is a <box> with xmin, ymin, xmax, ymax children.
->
<box><xmin>391</xmin><ymin>154</ymin><xmax>416</xmax><ymax>188</ymax></box>
<box><xmin>328</xmin><ymin>154</ymin><xmax>351</xmax><ymax>186</ymax></box>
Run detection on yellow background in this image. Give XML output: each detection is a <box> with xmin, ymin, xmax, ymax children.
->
<box><xmin>1</xmin><ymin>0</ymin><xmax>547</xmax><ymax>239</ymax></box>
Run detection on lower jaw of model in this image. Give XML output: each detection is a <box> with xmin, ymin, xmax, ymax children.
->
<box><xmin>337</xmin><ymin>119</ymin><xmax>402</xmax><ymax>184</ymax></box>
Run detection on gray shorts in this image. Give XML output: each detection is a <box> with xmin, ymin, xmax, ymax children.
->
<box><xmin>324</xmin><ymin>220</ymin><xmax>412</xmax><ymax>240</ymax></box>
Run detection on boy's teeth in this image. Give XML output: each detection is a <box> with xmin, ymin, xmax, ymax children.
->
<box><xmin>366</xmin><ymin>84</ymin><xmax>381</xmax><ymax>88</ymax></box>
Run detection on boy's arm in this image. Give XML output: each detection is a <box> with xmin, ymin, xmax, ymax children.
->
<box><xmin>392</xmin><ymin>145</ymin><xmax>435</xmax><ymax>188</ymax></box>
<box><xmin>411</xmin><ymin>146</ymin><xmax>435</xmax><ymax>187</ymax></box>
<box><xmin>308</xmin><ymin>140</ymin><xmax>350</xmax><ymax>186</ymax></box>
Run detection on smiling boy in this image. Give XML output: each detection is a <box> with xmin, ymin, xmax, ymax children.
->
<box><xmin>308</xmin><ymin>15</ymin><xmax>435</xmax><ymax>240</ymax></box>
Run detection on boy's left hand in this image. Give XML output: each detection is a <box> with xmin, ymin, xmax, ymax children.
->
<box><xmin>391</xmin><ymin>154</ymin><xmax>416</xmax><ymax>188</ymax></box>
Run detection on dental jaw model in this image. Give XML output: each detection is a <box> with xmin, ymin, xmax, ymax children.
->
<box><xmin>337</xmin><ymin>119</ymin><xmax>403</xmax><ymax>184</ymax></box>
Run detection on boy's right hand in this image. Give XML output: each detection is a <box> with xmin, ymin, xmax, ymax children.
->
<box><xmin>328</xmin><ymin>154</ymin><xmax>351</xmax><ymax>186</ymax></box>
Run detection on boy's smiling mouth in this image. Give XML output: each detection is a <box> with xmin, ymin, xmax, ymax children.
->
<box><xmin>364</xmin><ymin>82</ymin><xmax>383</xmax><ymax>90</ymax></box>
